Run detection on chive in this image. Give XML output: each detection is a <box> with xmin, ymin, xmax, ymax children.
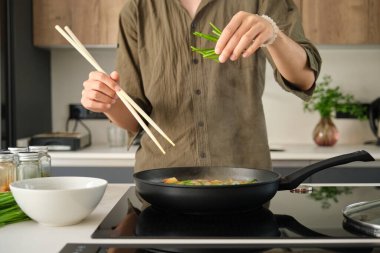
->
<box><xmin>0</xmin><ymin>192</ymin><xmax>16</xmax><ymax>208</ymax></box>
<box><xmin>209</xmin><ymin>22</ymin><xmax>222</xmax><ymax>36</ymax></box>
<box><xmin>193</xmin><ymin>32</ymin><xmax>219</xmax><ymax>43</ymax></box>
<box><xmin>212</xmin><ymin>30</ymin><xmax>221</xmax><ymax>37</ymax></box>
<box><xmin>181</xmin><ymin>180</ymin><xmax>194</xmax><ymax>185</ymax></box>
<box><xmin>191</xmin><ymin>22</ymin><xmax>223</xmax><ymax>63</ymax></box>
<box><xmin>202</xmin><ymin>51</ymin><xmax>218</xmax><ymax>57</ymax></box>
<box><xmin>0</xmin><ymin>192</ymin><xmax>30</xmax><ymax>227</ymax></box>
<box><xmin>202</xmin><ymin>49</ymin><xmax>216</xmax><ymax>54</ymax></box>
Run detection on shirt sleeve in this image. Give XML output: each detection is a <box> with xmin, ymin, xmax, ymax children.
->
<box><xmin>116</xmin><ymin>0</ymin><xmax>152</xmax><ymax>147</ymax></box>
<box><xmin>258</xmin><ymin>0</ymin><xmax>322</xmax><ymax>101</ymax></box>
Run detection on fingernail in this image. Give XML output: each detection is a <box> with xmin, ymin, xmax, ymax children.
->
<box><xmin>219</xmin><ymin>55</ymin><xmax>226</xmax><ymax>63</ymax></box>
<box><xmin>230</xmin><ymin>55</ymin><xmax>237</xmax><ymax>61</ymax></box>
<box><xmin>215</xmin><ymin>47</ymin><xmax>220</xmax><ymax>54</ymax></box>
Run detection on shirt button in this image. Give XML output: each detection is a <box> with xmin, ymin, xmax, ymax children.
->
<box><xmin>192</xmin><ymin>58</ymin><xmax>199</xmax><ymax>64</ymax></box>
<box><xmin>195</xmin><ymin>89</ymin><xmax>201</xmax><ymax>95</ymax></box>
<box><xmin>198</xmin><ymin>121</ymin><xmax>204</xmax><ymax>127</ymax></box>
<box><xmin>200</xmin><ymin>152</ymin><xmax>206</xmax><ymax>158</ymax></box>
<box><xmin>191</xmin><ymin>22</ymin><xmax>197</xmax><ymax>29</ymax></box>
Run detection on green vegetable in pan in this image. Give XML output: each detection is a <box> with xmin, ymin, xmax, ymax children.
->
<box><xmin>163</xmin><ymin>177</ymin><xmax>257</xmax><ymax>186</ymax></box>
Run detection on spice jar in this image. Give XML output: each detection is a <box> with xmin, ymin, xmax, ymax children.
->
<box><xmin>107</xmin><ymin>124</ymin><xmax>126</xmax><ymax>147</ymax></box>
<box><xmin>29</xmin><ymin>146</ymin><xmax>51</xmax><ymax>177</ymax></box>
<box><xmin>17</xmin><ymin>152</ymin><xmax>40</xmax><ymax>180</ymax></box>
<box><xmin>0</xmin><ymin>152</ymin><xmax>16</xmax><ymax>192</ymax></box>
<box><xmin>8</xmin><ymin>147</ymin><xmax>28</xmax><ymax>167</ymax></box>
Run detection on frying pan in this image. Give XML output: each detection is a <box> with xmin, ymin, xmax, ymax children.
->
<box><xmin>134</xmin><ymin>150</ymin><xmax>374</xmax><ymax>213</ymax></box>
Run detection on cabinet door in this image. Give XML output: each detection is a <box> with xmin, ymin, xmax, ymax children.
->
<box><xmin>302</xmin><ymin>0</ymin><xmax>369</xmax><ymax>44</ymax></box>
<box><xmin>368</xmin><ymin>0</ymin><xmax>380</xmax><ymax>43</ymax></box>
<box><xmin>33</xmin><ymin>0</ymin><xmax>127</xmax><ymax>47</ymax></box>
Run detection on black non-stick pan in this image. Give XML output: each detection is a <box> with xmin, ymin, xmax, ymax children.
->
<box><xmin>134</xmin><ymin>150</ymin><xmax>374</xmax><ymax>213</ymax></box>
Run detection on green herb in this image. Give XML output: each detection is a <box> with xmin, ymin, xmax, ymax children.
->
<box><xmin>303</xmin><ymin>75</ymin><xmax>368</xmax><ymax>119</ymax></box>
<box><xmin>191</xmin><ymin>22</ymin><xmax>222</xmax><ymax>62</ymax></box>
<box><xmin>0</xmin><ymin>191</ymin><xmax>30</xmax><ymax>227</ymax></box>
<box><xmin>308</xmin><ymin>187</ymin><xmax>352</xmax><ymax>209</ymax></box>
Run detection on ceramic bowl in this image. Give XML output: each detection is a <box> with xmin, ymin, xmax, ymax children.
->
<box><xmin>10</xmin><ymin>177</ymin><xmax>107</xmax><ymax>226</ymax></box>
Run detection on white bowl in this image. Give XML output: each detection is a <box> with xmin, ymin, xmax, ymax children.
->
<box><xmin>10</xmin><ymin>177</ymin><xmax>107</xmax><ymax>226</ymax></box>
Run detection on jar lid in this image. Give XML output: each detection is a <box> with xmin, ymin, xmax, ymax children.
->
<box><xmin>29</xmin><ymin>146</ymin><xmax>48</xmax><ymax>152</ymax></box>
<box><xmin>0</xmin><ymin>151</ymin><xmax>14</xmax><ymax>161</ymax></box>
<box><xmin>8</xmin><ymin>147</ymin><xmax>28</xmax><ymax>153</ymax></box>
<box><xmin>18</xmin><ymin>152</ymin><xmax>39</xmax><ymax>161</ymax></box>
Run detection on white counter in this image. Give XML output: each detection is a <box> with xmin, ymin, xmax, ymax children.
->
<box><xmin>0</xmin><ymin>184</ymin><xmax>130</xmax><ymax>253</ymax></box>
<box><xmin>2</xmin><ymin>184</ymin><xmax>380</xmax><ymax>253</ymax></box>
<box><xmin>49</xmin><ymin>143</ymin><xmax>380</xmax><ymax>167</ymax></box>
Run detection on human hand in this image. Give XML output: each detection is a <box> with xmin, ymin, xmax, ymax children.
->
<box><xmin>215</xmin><ymin>11</ymin><xmax>277</xmax><ymax>63</ymax></box>
<box><xmin>81</xmin><ymin>71</ymin><xmax>121</xmax><ymax>113</ymax></box>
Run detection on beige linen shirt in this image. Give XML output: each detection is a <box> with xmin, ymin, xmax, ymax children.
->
<box><xmin>116</xmin><ymin>0</ymin><xmax>322</xmax><ymax>172</ymax></box>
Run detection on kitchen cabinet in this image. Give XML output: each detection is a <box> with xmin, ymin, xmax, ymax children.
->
<box><xmin>300</xmin><ymin>0</ymin><xmax>380</xmax><ymax>44</ymax></box>
<box><xmin>33</xmin><ymin>0</ymin><xmax>127</xmax><ymax>47</ymax></box>
<box><xmin>369</xmin><ymin>0</ymin><xmax>380</xmax><ymax>43</ymax></box>
<box><xmin>33</xmin><ymin>0</ymin><xmax>380</xmax><ymax>47</ymax></box>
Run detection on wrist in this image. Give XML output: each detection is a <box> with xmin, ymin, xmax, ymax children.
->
<box><xmin>260</xmin><ymin>14</ymin><xmax>280</xmax><ymax>48</ymax></box>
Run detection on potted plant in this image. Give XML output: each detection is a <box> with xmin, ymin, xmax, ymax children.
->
<box><xmin>303</xmin><ymin>75</ymin><xmax>367</xmax><ymax>146</ymax></box>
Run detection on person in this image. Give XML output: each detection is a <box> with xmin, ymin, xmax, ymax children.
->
<box><xmin>81</xmin><ymin>0</ymin><xmax>321</xmax><ymax>172</ymax></box>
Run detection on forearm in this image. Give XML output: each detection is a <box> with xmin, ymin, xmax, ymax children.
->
<box><xmin>104</xmin><ymin>99</ymin><xmax>140</xmax><ymax>133</ymax></box>
<box><xmin>266</xmin><ymin>31</ymin><xmax>315</xmax><ymax>91</ymax></box>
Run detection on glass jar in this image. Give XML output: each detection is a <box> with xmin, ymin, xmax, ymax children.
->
<box><xmin>17</xmin><ymin>152</ymin><xmax>40</xmax><ymax>180</ymax></box>
<box><xmin>29</xmin><ymin>146</ymin><xmax>51</xmax><ymax>177</ymax></box>
<box><xmin>107</xmin><ymin>124</ymin><xmax>126</xmax><ymax>147</ymax></box>
<box><xmin>0</xmin><ymin>152</ymin><xmax>16</xmax><ymax>192</ymax></box>
<box><xmin>8</xmin><ymin>147</ymin><xmax>28</xmax><ymax>166</ymax></box>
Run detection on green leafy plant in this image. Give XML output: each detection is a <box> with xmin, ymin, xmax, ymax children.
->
<box><xmin>308</xmin><ymin>187</ymin><xmax>352</xmax><ymax>209</ymax></box>
<box><xmin>191</xmin><ymin>22</ymin><xmax>221</xmax><ymax>62</ymax></box>
<box><xmin>304</xmin><ymin>75</ymin><xmax>367</xmax><ymax>119</ymax></box>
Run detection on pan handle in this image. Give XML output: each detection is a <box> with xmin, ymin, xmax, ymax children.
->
<box><xmin>278</xmin><ymin>150</ymin><xmax>374</xmax><ymax>190</ymax></box>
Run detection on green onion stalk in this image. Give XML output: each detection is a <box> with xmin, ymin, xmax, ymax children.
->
<box><xmin>191</xmin><ymin>22</ymin><xmax>222</xmax><ymax>62</ymax></box>
<box><xmin>0</xmin><ymin>191</ymin><xmax>30</xmax><ymax>227</ymax></box>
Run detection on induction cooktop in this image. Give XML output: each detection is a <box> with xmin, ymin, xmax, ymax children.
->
<box><xmin>61</xmin><ymin>186</ymin><xmax>380</xmax><ymax>253</ymax></box>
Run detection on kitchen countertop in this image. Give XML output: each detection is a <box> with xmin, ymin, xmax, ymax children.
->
<box><xmin>0</xmin><ymin>184</ymin><xmax>130</xmax><ymax>253</ymax></box>
<box><xmin>49</xmin><ymin>143</ymin><xmax>380</xmax><ymax>167</ymax></box>
<box><xmin>2</xmin><ymin>183</ymin><xmax>380</xmax><ymax>253</ymax></box>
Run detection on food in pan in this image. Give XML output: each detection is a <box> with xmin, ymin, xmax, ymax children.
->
<box><xmin>162</xmin><ymin>177</ymin><xmax>257</xmax><ymax>186</ymax></box>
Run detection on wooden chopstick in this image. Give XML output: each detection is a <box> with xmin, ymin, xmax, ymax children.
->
<box><xmin>116</xmin><ymin>91</ymin><xmax>165</xmax><ymax>154</ymax></box>
<box><xmin>116</xmin><ymin>89</ymin><xmax>175</xmax><ymax>147</ymax></box>
<box><xmin>63</xmin><ymin>26</ymin><xmax>105</xmax><ymax>73</ymax></box>
<box><xmin>54</xmin><ymin>25</ymin><xmax>175</xmax><ymax>154</ymax></box>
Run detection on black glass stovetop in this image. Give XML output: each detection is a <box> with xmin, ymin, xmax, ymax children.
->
<box><xmin>59</xmin><ymin>186</ymin><xmax>380</xmax><ymax>253</ymax></box>
<box><xmin>91</xmin><ymin>186</ymin><xmax>380</xmax><ymax>240</ymax></box>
